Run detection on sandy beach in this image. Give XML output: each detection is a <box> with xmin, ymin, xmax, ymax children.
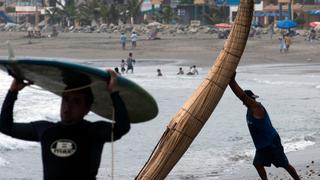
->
<box><xmin>1</xmin><ymin>31</ymin><xmax>320</xmax><ymax>179</ymax></box>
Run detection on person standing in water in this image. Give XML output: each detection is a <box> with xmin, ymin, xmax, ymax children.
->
<box><xmin>126</xmin><ymin>52</ymin><xmax>136</xmax><ymax>73</ymax></box>
<box><xmin>177</xmin><ymin>67</ymin><xmax>184</xmax><ymax>75</ymax></box>
<box><xmin>157</xmin><ymin>69</ymin><xmax>163</xmax><ymax>76</ymax></box>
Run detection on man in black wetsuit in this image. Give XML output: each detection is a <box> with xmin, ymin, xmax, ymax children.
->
<box><xmin>0</xmin><ymin>69</ymin><xmax>130</xmax><ymax>180</ymax></box>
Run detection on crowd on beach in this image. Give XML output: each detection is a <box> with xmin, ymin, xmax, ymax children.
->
<box><xmin>114</xmin><ymin>51</ymin><xmax>200</xmax><ymax>77</ymax></box>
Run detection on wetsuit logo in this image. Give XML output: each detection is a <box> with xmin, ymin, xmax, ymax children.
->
<box><xmin>50</xmin><ymin>139</ymin><xmax>77</xmax><ymax>157</ymax></box>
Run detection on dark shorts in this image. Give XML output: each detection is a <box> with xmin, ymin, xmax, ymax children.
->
<box><xmin>127</xmin><ymin>65</ymin><xmax>133</xmax><ymax>70</ymax></box>
<box><xmin>253</xmin><ymin>135</ymin><xmax>289</xmax><ymax>168</ymax></box>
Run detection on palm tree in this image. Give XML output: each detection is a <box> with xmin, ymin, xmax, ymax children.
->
<box><xmin>78</xmin><ymin>0</ymin><xmax>101</xmax><ymax>26</ymax></box>
<box><xmin>45</xmin><ymin>5</ymin><xmax>68</xmax><ymax>26</ymax></box>
<box><xmin>45</xmin><ymin>0</ymin><xmax>79</xmax><ymax>27</ymax></box>
<box><xmin>204</xmin><ymin>5</ymin><xmax>224</xmax><ymax>24</ymax></box>
<box><xmin>99</xmin><ymin>3</ymin><xmax>110</xmax><ymax>24</ymax></box>
<box><xmin>126</xmin><ymin>0</ymin><xmax>143</xmax><ymax>24</ymax></box>
<box><xmin>108</xmin><ymin>4</ymin><xmax>119</xmax><ymax>25</ymax></box>
<box><xmin>161</xmin><ymin>5</ymin><xmax>176</xmax><ymax>24</ymax></box>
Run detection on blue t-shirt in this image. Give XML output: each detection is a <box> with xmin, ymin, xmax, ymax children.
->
<box><xmin>246</xmin><ymin>106</ymin><xmax>278</xmax><ymax>150</ymax></box>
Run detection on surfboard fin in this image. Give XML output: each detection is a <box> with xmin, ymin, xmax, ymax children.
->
<box><xmin>6</xmin><ymin>41</ymin><xmax>15</xmax><ymax>61</ymax></box>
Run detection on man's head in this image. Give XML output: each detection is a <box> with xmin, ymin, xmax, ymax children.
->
<box><xmin>244</xmin><ymin>90</ymin><xmax>259</xmax><ymax>100</ymax></box>
<box><xmin>60</xmin><ymin>86</ymin><xmax>94</xmax><ymax>124</ymax></box>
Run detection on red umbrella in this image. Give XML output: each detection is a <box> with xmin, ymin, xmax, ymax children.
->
<box><xmin>214</xmin><ymin>23</ymin><xmax>232</xmax><ymax>29</ymax></box>
<box><xmin>309</xmin><ymin>21</ymin><xmax>320</xmax><ymax>28</ymax></box>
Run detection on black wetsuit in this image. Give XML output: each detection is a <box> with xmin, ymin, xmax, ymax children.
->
<box><xmin>0</xmin><ymin>90</ymin><xmax>130</xmax><ymax>180</ymax></box>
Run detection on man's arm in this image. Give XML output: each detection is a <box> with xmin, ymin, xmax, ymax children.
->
<box><xmin>0</xmin><ymin>80</ymin><xmax>39</xmax><ymax>141</ymax></box>
<box><xmin>94</xmin><ymin>70</ymin><xmax>130</xmax><ymax>142</ymax></box>
<box><xmin>110</xmin><ymin>91</ymin><xmax>130</xmax><ymax>140</ymax></box>
<box><xmin>229</xmin><ymin>74</ymin><xmax>265</xmax><ymax>119</ymax></box>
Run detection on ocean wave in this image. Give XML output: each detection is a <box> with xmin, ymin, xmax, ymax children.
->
<box><xmin>253</xmin><ymin>79</ymin><xmax>316</xmax><ymax>87</ymax></box>
<box><xmin>227</xmin><ymin>149</ymin><xmax>254</xmax><ymax>163</ymax></box>
<box><xmin>283</xmin><ymin>136</ymin><xmax>316</xmax><ymax>153</ymax></box>
<box><xmin>0</xmin><ymin>157</ymin><xmax>9</xmax><ymax>167</ymax></box>
<box><xmin>0</xmin><ymin>134</ymin><xmax>38</xmax><ymax>151</ymax></box>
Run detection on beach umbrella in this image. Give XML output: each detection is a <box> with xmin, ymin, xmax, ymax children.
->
<box><xmin>135</xmin><ymin>0</ymin><xmax>254</xmax><ymax>179</ymax></box>
<box><xmin>214</xmin><ymin>23</ymin><xmax>232</xmax><ymax>29</ymax></box>
<box><xmin>309</xmin><ymin>21</ymin><xmax>320</xmax><ymax>28</ymax></box>
<box><xmin>277</xmin><ymin>20</ymin><xmax>297</xmax><ymax>29</ymax></box>
<box><xmin>310</xmin><ymin>10</ymin><xmax>320</xmax><ymax>15</ymax></box>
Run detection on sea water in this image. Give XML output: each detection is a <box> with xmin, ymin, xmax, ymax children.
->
<box><xmin>0</xmin><ymin>61</ymin><xmax>319</xmax><ymax>179</ymax></box>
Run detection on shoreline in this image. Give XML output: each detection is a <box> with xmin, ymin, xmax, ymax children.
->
<box><xmin>221</xmin><ymin>143</ymin><xmax>320</xmax><ymax>180</ymax></box>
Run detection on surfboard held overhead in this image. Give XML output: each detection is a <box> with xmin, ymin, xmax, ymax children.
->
<box><xmin>0</xmin><ymin>58</ymin><xmax>158</xmax><ymax>123</ymax></box>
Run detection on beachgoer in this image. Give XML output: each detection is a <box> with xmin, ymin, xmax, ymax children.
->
<box><xmin>186</xmin><ymin>66</ymin><xmax>194</xmax><ymax>75</ymax></box>
<box><xmin>187</xmin><ymin>65</ymin><xmax>199</xmax><ymax>75</ymax></box>
<box><xmin>126</xmin><ymin>52</ymin><xmax>136</xmax><ymax>73</ymax></box>
<box><xmin>131</xmin><ymin>31</ymin><xmax>138</xmax><ymax>49</ymax></box>
<box><xmin>278</xmin><ymin>36</ymin><xmax>285</xmax><ymax>53</ymax></box>
<box><xmin>120</xmin><ymin>59</ymin><xmax>126</xmax><ymax>74</ymax></box>
<box><xmin>120</xmin><ymin>32</ymin><xmax>127</xmax><ymax>50</ymax></box>
<box><xmin>177</xmin><ymin>67</ymin><xmax>184</xmax><ymax>75</ymax></box>
<box><xmin>269</xmin><ymin>22</ymin><xmax>274</xmax><ymax>39</ymax></box>
<box><xmin>27</xmin><ymin>25</ymin><xmax>34</xmax><ymax>38</ymax></box>
<box><xmin>308</xmin><ymin>29</ymin><xmax>316</xmax><ymax>43</ymax></box>
<box><xmin>284</xmin><ymin>35</ymin><xmax>292</xmax><ymax>53</ymax></box>
<box><xmin>228</xmin><ymin>73</ymin><xmax>300</xmax><ymax>180</ymax></box>
<box><xmin>191</xmin><ymin>65</ymin><xmax>199</xmax><ymax>75</ymax></box>
<box><xmin>114</xmin><ymin>67</ymin><xmax>121</xmax><ymax>75</ymax></box>
<box><xmin>0</xmin><ymin>69</ymin><xmax>130</xmax><ymax>180</ymax></box>
<box><xmin>51</xmin><ymin>26</ymin><xmax>59</xmax><ymax>37</ymax></box>
<box><xmin>157</xmin><ymin>69</ymin><xmax>162</xmax><ymax>76</ymax></box>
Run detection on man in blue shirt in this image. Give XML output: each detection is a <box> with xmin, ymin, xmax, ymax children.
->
<box><xmin>229</xmin><ymin>74</ymin><xmax>300</xmax><ymax>180</ymax></box>
<box><xmin>120</xmin><ymin>32</ymin><xmax>127</xmax><ymax>50</ymax></box>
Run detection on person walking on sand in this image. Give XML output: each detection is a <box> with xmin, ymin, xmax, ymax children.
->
<box><xmin>278</xmin><ymin>36</ymin><xmax>285</xmax><ymax>53</ymax></box>
<box><xmin>228</xmin><ymin>73</ymin><xmax>300</xmax><ymax>180</ymax></box>
<box><xmin>120</xmin><ymin>32</ymin><xmax>127</xmax><ymax>50</ymax></box>
<box><xmin>126</xmin><ymin>52</ymin><xmax>136</xmax><ymax>73</ymax></box>
<box><xmin>284</xmin><ymin>35</ymin><xmax>292</xmax><ymax>53</ymax></box>
<box><xmin>269</xmin><ymin>22</ymin><xmax>274</xmax><ymax>39</ymax></box>
<box><xmin>0</xmin><ymin>69</ymin><xmax>130</xmax><ymax>180</ymax></box>
<box><xmin>308</xmin><ymin>29</ymin><xmax>316</xmax><ymax>43</ymax></box>
<box><xmin>131</xmin><ymin>31</ymin><xmax>138</xmax><ymax>49</ymax></box>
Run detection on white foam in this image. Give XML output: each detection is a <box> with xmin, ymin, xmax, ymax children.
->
<box><xmin>0</xmin><ymin>157</ymin><xmax>9</xmax><ymax>167</ymax></box>
<box><xmin>284</xmin><ymin>140</ymin><xmax>315</xmax><ymax>153</ymax></box>
<box><xmin>0</xmin><ymin>134</ymin><xmax>38</xmax><ymax>151</ymax></box>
